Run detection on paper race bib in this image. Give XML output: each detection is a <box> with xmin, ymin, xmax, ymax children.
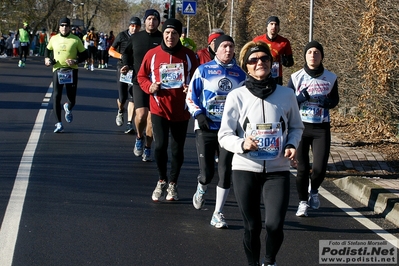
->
<box><xmin>299</xmin><ymin>100</ymin><xmax>324</xmax><ymax>123</ymax></box>
<box><xmin>206</xmin><ymin>95</ymin><xmax>226</xmax><ymax>122</ymax></box>
<box><xmin>57</xmin><ymin>69</ymin><xmax>73</xmax><ymax>84</ymax></box>
<box><xmin>271</xmin><ymin>62</ymin><xmax>280</xmax><ymax>78</ymax></box>
<box><xmin>120</xmin><ymin>70</ymin><xmax>133</xmax><ymax>84</ymax></box>
<box><xmin>245</xmin><ymin>122</ymin><xmax>283</xmax><ymax>160</ymax></box>
<box><xmin>160</xmin><ymin>63</ymin><xmax>184</xmax><ymax>89</ymax></box>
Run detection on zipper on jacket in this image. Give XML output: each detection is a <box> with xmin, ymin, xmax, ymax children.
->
<box><xmin>261</xmin><ymin>99</ymin><xmax>266</xmax><ymax>173</ymax></box>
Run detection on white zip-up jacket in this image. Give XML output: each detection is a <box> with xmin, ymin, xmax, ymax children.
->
<box><xmin>218</xmin><ymin>85</ymin><xmax>304</xmax><ymax>173</ymax></box>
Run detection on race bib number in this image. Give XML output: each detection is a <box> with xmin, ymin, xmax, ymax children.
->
<box><xmin>120</xmin><ymin>70</ymin><xmax>133</xmax><ymax>84</ymax></box>
<box><xmin>271</xmin><ymin>62</ymin><xmax>280</xmax><ymax>78</ymax></box>
<box><xmin>245</xmin><ymin>122</ymin><xmax>283</xmax><ymax>160</ymax></box>
<box><xmin>300</xmin><ymin>100</ymin><xmax>324</xmax><ymax>123</ymax></box>
<box><xmin>21</xmin><ymin>42</ymin><xmax>28</xmax><ymax>47</ymax></box>
<box><xmin>57</xmin><ymin>69</ymin><xmax>73</xmax><ymax>84</ymax></box>
<box><xmin>206</xmin><ymin>95</ymin><xmax>226</xmax><ymax>121</ymax></box>
<box><xmin>89</xmin><ymin>40</ymin><xmax>94</xmax><ymax>46</ymax></box>
<box><xmin>160</xmin><ymin>63</ymin><xmax>184</xmax><ymax>89</ymax></box>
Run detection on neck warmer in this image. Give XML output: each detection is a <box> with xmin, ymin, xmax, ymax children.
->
<box><xmin>304</xmin><ymin>62</ymin><xmax>324</xmax><ymax>78</ymax></box>
<box><xmin>214</xmin><ymin>56</ymin><xmax>236</xmax><ymax>69</ymax></box>
<box><xmin>161</xmin><ymin>40</ymin><xmax>183</xmax><ymax>54</ymax></box>
<box><xmin>245</xmin><ymin>74</ymin><xmax>277</xmax><ymax>99</ymax></box>
<box><xmin>61</xmin><ymin>32</ymin><xmax>71</xmax><ymax>38</ymax></box>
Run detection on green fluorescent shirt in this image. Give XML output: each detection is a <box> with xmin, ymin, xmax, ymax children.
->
<box><xmin>47</xmin><ymin>33</ymin><xmax>86</xmax><ymax>72</ymax></box>
<box><xmin>18</xmin><ymin>28</ymin><xmax>30</xmax><ymax>43</ymax></box>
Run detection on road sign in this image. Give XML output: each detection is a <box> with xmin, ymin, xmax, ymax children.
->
<box><xmin>182</xmin><ymin>1</ymin><xmax>197</xmax><ymax>15</ymax></box>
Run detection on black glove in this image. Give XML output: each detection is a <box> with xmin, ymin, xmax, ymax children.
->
<box><xmin>196</xmin><ymin>114</ymin><xmax>209</xmax><ymax>130</ymax></box>
<box><xmin>319</xmin><ymin>97</ymin><xmax>333</xmax><ymax>108</ymax></box>
<box><xmin>296</xmin><ymin>87</ymin><xmax>310</xmax><ymax>104</ymax></box>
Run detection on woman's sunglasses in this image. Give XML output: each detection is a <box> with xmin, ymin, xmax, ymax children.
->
<box><xmin>247</xmin><ymin>55</ymin><xmax>271</xmax><ymax>65</ymax></box>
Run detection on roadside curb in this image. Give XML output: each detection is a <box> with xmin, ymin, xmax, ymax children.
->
<box><xmin>334</xmin><ymin>176</ymin><xmax>399</xmax><ymax>227</ymax></box>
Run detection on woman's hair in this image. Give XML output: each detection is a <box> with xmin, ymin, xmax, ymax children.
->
<box><xmin>239</xmin><ymin>41</ymin><xmax>272</xmax><ymax>73</ymax></box>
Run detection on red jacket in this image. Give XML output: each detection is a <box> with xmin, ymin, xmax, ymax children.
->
<box><xmin>137</xmin><ymin>44</ymin><xmax>199</xmax><ymax>121</ymax></box>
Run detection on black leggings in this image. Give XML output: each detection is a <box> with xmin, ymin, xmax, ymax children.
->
<box><xmin>19</xmin><ymin>44</ymin><xmax>29</xmax><ymax>61</ymax></box>
<box><xmin>52</xmin><ymin>69</ymin><xmax>78</xmax><ymax>122</ymax></box>
<box><xmin>233</xmin><ymin>170</ymin><xmax>290</xmax><ymax>266</ymax></box>
<box><xmin>296</xmin><ymin>122</ymin><xmax>331</xmax><ymax>201</ymax></box>
<box><xmin>195</xmin><ymin>129</ymin><xmax>233</xmax><ymax>188</ymax></box>
<box><xmin>151</xmin><ymin>114</ymin><xmax>189</xmax><ymax>183</ymax></box>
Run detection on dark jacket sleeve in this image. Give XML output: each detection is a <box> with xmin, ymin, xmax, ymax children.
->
<box><xmin>282</xmin><ymin>54</ymin><xmax>294</xmax><ymax>67</ymax></box>
<box><xmin>121</xmin><ymin>37</ymin><xmax>133</xmax><ymax>68</ymax></box>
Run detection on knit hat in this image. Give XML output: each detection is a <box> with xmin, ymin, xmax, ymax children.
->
<box><xmin>130</xmin><ymin>16</ymin><xmax>141</xmax><ymax>26</ymax></box>
<box><xmin>59</xmin><ymin>17</ymin><xmax>71</xmax><ymax>26</ymax></box>
<box><xmin>144</xmin><ymin>9</ymin><xmax>160</xmax><ymax>21</ymax></box>
<box><xmin>208</xmin><ymin>32</ymin><xmax>223</xmax><ymax>45</ymax></box>
<box><xmin>162</xmin><ymin>18</ymin><xmax>183</xmax><ymax>36</ymax></box>
<box><xmin>304</xmin><ymin>40</ymin><xmax>324</xmax><ymax>59</ymax></box>
<box><xmin>213</xmin><ymin>35</ymin><xmax>234</xmax><ymax>52</ymax></box>
<box><xmin>266</xmin><ymin>16</ymin><xmax>280</xmax><ymax>25</ymax></box>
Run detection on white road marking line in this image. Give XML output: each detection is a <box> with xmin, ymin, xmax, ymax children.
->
<box><xmin>319</xmin><ymin>186</ymin><xmax>399</xmax><ymax>249</ymax></box>
<box><xmin>0</xmin><ymin>85</ymin><xmax>52</xmax><ymax>266</ymax></box>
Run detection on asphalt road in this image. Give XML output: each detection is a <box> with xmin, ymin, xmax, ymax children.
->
<box><xmin>1</xmin><ymin>56</ymin><xmax>398</xmax><ymax>266</ymax></box>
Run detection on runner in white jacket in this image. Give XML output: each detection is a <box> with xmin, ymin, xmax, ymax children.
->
<box><xmin>218</xmin><ymin>40</ymin><xmax>304</xmax><ymax>266</ymax></box>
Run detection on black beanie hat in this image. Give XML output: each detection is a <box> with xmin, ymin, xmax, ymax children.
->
<box><xmin>304</xmin><ymin>40</ymin><xmax>324</xmax><ymax>59</ymax></box>
<box><xmin>144</xmin><ymin>9</ymin><xmax>160</xmax><ymax>21</ymax></box>
<box><xmin>129</xmin><ymin>16</ymin><xmax>141</xmax><ymax>26</ymax></box>
<box><xmin>266</xmin><ymin>16</ymin><xmax>280</xmax><ymax>25</ymax></box>
<box><xmin>214</xmin><ymin>35</ymin><xmax>234</xmax><ymax>52</ymax></box>
<box><xmin>162</xmin><ymin>18</ymin><xmax>183</xmax><ymax>36</ymax></box>
<box><xmin>59</xmin><ymin>17</ymin><xmax>71</xmax><ymax>26</ymax></box>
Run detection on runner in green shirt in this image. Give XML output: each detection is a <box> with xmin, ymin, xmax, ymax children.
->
<box><xmin>44</xmin><ymin>17</ymin><xmax>88</xmax><ymax>133</ymax></box>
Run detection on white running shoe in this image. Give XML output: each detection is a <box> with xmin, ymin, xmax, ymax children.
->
<box><xmin>296</xmin><ymin>201</ymin><xmax>309</xmax><ymax>217</ymax></box>
<box><xmin>152</xmin><ymin>180</ymin><xmax>167</xmax><ymax>202</ymax></box>
<box><xmin>115</xmin><ymin>111</ymin><xmax>123</xmax><ymax>126</ymax></box>
<box><xmin>53</xmin><ymin>122</ymin><xmax>64</xmax><ymax>133</ymax></box>
<box><xmin>133</xmin><ymin>138</ymin><xmax>144</xmax><ymax>156</ymax></box>
<box><xmin>192</xmin><ymin>183</ymin><xmax>206</xmax><ymax>209</ymax></box>
<box><xmin>210</xmin><ymin>212</ymin><xmax>228</xmax><ymax>228</ymax></box>
<box><xmin>63</xmin><ymin>103</ymin><xmax>73</xmax><ymax>123</ymax></box>
<box><xmin>166</xmin><ymin>183</ymin><xmax>179</xmax><ymax>201</ymax></box>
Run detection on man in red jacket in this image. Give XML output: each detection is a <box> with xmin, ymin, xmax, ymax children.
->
<box><xmin>253</xmin><ymin>16</ymin><xmax>294</xmax><ymax>85</ymax></box>
<box><xmin>137</xmin><ymin>18</ymin><xmax>199</xmax><ymax>202</ymax></box>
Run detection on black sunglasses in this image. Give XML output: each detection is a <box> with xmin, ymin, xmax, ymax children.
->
<box><xmin>60</xmin><ymin>24</ymin><xmax>69</xmax><ymax>27</ymax></box>
<box><xmin>247</xmin><ymin>55</ymin><xmax>271</xmax><ymax>65</ymax></box>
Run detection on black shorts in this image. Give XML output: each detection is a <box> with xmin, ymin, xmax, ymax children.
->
<box><xmin>87</xmin><ymin>46</ymin><xmax>97</xmax><ymax>59</ymax></box>
<box><xmin>133</xmin><ymin>83</ymin><xmax>149</xmax><ymax>109</ymax></box>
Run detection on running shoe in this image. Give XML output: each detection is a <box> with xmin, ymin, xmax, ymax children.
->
<box><xmin>54</xmin><ymin>122</ymin><xmax>64</xmax><ymax>133</ymax></box>
<box><xmin>124</xmin><ymin>122</ymin><xmax>135</xmax><ymax>134</ymax></box>
<box><xmin>63</xmin><ymin>103</ymin><xmax>73</xmax><ymax>123</ymax></box>
<box><xmin>133</xmin><ymin>138</ymin><xmax>143</xmax><ymax>156</ymax></box>
<box><xmin>192</xmin><ymin>183</ymin><xmax>206</xmax><ymax>209</ymax></box>
<box><xmin>90</xmin><ymin>65</ymin><xmax>94</xmax><ymax>71</ymax></box>
<box><xmin>152</xmin><ymin>180</ymin><xmax>167</xmax><ymax>202</ymax></box>
<box><xmin>308</xmin><ymin>192</ymin><xmax>320</xmax><ymax>209</ymax></box>
<box><xmin>166</xmin><ymin>183</ymin><xmax>179</xmax><ymax>201</ymax></box>
<box><xmin>210</xmin><ymin>212</ymin><xmax>228</xmax><ymax>229</ymax></box>
<box><xmin>142</xmin><ymin>148</ymin><xmax>152</xmax><ymax>162</ymax></box>
<box><xmin>116</xmin><ymin>111</ymin><xmax>123</xmax><ymax>126</ymax></box>
<box><xmin>296</xmin><ymin>201</ymin><xmax>309</xmax><ymax>217</ymax></box>
<box><xmin>18</xmin><ymin>60</ymin><xmax>23</xmax><ymax>67</ymax></box>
